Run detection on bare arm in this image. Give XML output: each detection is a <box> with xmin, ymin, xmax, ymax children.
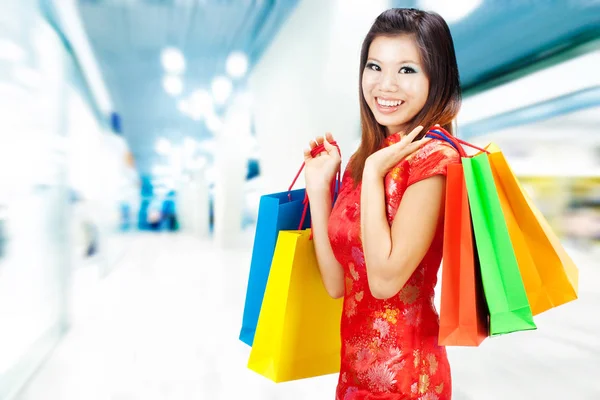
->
<box><xmin>303</xmin><ymin>133</ymin><xmax>345</xmax><ymax>299</ymax></box>
<box><xmin>308</xmin><ymin>187</ymin><xmax>345</xmax><ymax>299</ymax></box>
<box><xmin>361</xmin><ymin>170</ymin><xmax>446</xmax><ymax>299</ymax></box>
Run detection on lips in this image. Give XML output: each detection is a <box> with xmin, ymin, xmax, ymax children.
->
<box><xmin>375</xmin><ymin>97</ymin><xmax>404</xmax><ymax>114</ymax></box>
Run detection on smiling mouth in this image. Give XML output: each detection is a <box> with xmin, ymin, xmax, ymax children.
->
<box><xmin>376</xmin><ymin>97</ymin><xmax>405</xmax><ymax>107</ymax></box>
<box><xmin>375</xmin><ymin>97</ymin><xmax>404</xmax><ymax>113</ymax></box>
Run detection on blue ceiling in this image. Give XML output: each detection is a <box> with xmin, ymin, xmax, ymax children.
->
<box><xmin>77</xmin><ymin>0</ymin><xmax>299</xmax><ymax>175</ymax></box>
<box><xmin>75</xmin><ymin>0</ymin><xmax>600</xmax><ymax>176</ymax></box>
<box><xmin>442</xmin><ymin>0</ymin><xmax>600</xmax><ymax>92</ymax></box>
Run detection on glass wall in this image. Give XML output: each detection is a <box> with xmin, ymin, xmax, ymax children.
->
<box><xmin>0</xmin><ymin>1</ymin><xmax>70</xmax><ymax>398</ymax></box>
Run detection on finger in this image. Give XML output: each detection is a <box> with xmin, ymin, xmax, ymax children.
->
<box><xmin>325</xmin><ymin>132</ymin><xmax>335</xmax><ymax>143</ymax></box>
<box><xmin>399</xmin><ymin>127</ymin><xmax>422</xmax><ymax>146</ymax></box>
<box><xmin>405</xmin><ymin>125</ymin><xmax>424</xmax><ymax>142</ymax></box>
<box><xmin>315</xmin><ymin>136</ymin><xmax>324</xmax><ymax>145</ymax></box>
<box><xmin>323</xmin><ymin>136</ymin><xmax>340</xmax><ymax>158</ymax></box>
<box><xmin>407</xmin><ymin>138</ymin><xmax>431</xmax><ymax>154</ymax></box>
<box><xmin>309</xmin><ymin>139</ymin><xmax>317</xmax><ymax>150</ymax></box>
<box><xmin>303</xmin><ymin>148</ymin><xmax>312</xmax><ymax>161</ymax></box>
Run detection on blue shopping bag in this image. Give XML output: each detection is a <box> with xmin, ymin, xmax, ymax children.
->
<box><xmin>239</xmin><ymin>187</ymin><xmax>312</xmax><ymax>346</ymax></box>
<box><xmin>240</xmin><ymin>140</ymin><xmax>342</xmax><ymax>347</ymax></box>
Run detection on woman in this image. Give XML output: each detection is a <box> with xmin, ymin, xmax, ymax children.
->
<box><xmin>304</xmin><ymin>8</ymin><xmax>461</xmax><ymax>400</ymax></box>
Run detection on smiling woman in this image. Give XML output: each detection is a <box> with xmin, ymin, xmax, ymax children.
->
<box><xmin>303</xmin><ymin>8</ymin><xmax>462</xmax><ymax>400</ymax></box>
<box><xmin>361</xmin><ymin>35</ymin><xmax>430</xmax><ymax>136</ymax></box>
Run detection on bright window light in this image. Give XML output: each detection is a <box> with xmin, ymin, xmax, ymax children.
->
<box><xmin>155</xmin><ymin>138</ymin><xmax>172</xmax><ymax>155</ymax></box>
<box><xmin>0</xmin><ymin>39</ymin><xmax>25</xmax><ymax>62</ymax></box>
<box><xmin>237</xmin><ymin>91</ymin><xmax>253</xmax><ymax>108</ymax></box>
<box><xmin>189</xmin><ymin>156</ymin><xmax>207</xmax><ymax>170</ymax></box>
<box><xmin>211</xmin><ymin>76</ymin><xmax>233</xmax><ymax>105</ymax></box>
<box><xmin>13</xmin><ymin>66</ymin><xmax>42</xmax><ymax>87</ymax></box>
<box><xmin>198</xmin><ymin>139</ymin><xmax>216</xmax><ymax>153</ymax></box>
<box><xmin>163</xmin><ymin>75</ymin><xmax>183</xmax><ymax>96</ymax></box>
<box><xmin>161</xmin><ymin>47</ymin><xmax>186</xmax><ymax>74</ymax></box>
<box><xmin>226</xmin><ymin>51</ymin><xmax>248</xmax><ymax>79</ymax></box>
<box><xmin>418</xmin><ymin>0</ymin><xmax>482</xmax><ymax>23</ymax></box>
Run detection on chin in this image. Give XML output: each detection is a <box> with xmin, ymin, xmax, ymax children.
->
<box><xmin>375</xmin><ymin>117</ymin><xmax>405</xmax><ymax>132</ymax></box>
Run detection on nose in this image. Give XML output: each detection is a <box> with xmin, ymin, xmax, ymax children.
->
<box><xmin>379</xmin><ymin>70</ymin><xmax>399</xmax><ymax>92</ymax></box>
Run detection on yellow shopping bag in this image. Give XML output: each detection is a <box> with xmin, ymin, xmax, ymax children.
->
<box><xmin>486</xmin><ymin>144</ymin><xmax>578</xmax><ymax>315</ymax></box>
<box><xmin>247</xmin><ymin>229</ymin><xmax>343</xmax><ymax>383</ymax></box>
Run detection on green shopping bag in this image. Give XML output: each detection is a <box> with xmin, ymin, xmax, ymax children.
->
<box><xmin>462</xmin><ymin>153</ymin><xmax>536</xmax><ymax>336</ymax></box>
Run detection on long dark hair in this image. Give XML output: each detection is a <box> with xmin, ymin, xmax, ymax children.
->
<box><xmin>349</xmin><ymin>8</ymin><xmax>461</xmax><ymax>183</ymax></box>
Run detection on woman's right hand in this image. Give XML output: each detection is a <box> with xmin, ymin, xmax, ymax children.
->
<box><xmin>303</xmin><ymin>132</ymin><xmax>341</xmax><ymax>197</ymax></box>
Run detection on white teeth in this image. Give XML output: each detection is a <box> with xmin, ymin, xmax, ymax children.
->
<box><xmin>377</xmin><ymin>98</ymin><xmax>402</xmax><ymax>107</ymax></box>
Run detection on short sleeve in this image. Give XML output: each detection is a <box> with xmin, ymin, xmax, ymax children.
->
<box><xmin>407</xmin><ymin>141</ymin><xmax>460</xmax><ymax>187</ymax></box>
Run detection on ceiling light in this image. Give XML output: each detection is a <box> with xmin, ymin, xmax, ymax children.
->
<box><xmin>161</xmin><ymin>47</ymin><xmax>186</xmax><ymax>74</ymax></box>
<box><xmin>155</xmin><ymin>138</ymin><xmax>171</xmax><ymax>155</ymax></box>
<box><xmin>226</xmin><ymin>51</ymin><xmax>248</xmax><ymax>79</ymax></box>
<box><xmin>152</xmin><ymin>165</ymin><xmax>172</xmax><ymax>176</ymax></box>
<box><xmin>418</xmin><ymin>0</ymin><xmax>481</xmax><ymax>23</ymax></box>
<box><xmin>178</xmin><ymin>98</ymin><xmax>190</xmax><ymax>114</ymax></box>
<box><xmin>205</xmin><ymin>113</ymin><xmax>223</xmax><ymax>133</ymax></box>
<box><xmin>189</xmin><ymin>109</ymin><xmax>203</xmax><ymax>121</ymax></box>
<box><xmin>183</xmin><ymin>137</ymin><xmax>197</xmax><ymax>154</ymax></box>
<box><xmin>211</xmin><ymin>76</ymin><xmax>233</xmax><ymax>105</ymax></box>
<box><xmin>190</xmin><ymin>89</ymin><xmax>214</xmax><ymax>116</ymax></box>
<box><xmin>163</xmin><ymin>75</ymin><xmax>183</xmax><ymax>96</ymax></box>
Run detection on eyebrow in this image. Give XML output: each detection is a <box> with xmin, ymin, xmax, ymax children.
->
<box><xmin>368</xmin><ymin>57</ymin><xmax>420</xmax><ymax>65</ymax></box>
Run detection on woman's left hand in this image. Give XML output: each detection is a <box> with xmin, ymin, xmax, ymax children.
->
<box><xmin>364</xmin><ymin>125</ymin><xmax>431</xmax><ymax>178</ymax></box>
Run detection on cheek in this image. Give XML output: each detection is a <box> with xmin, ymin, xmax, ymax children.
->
<box><xmin>361</xmin><ymin>74</ymin><xmax>377</xmax><ymax>97</ymax></box>
<box><xmin>402</xmin><ymin>78</ymin><xmax>429</xmax><ymax>104</ymax></box>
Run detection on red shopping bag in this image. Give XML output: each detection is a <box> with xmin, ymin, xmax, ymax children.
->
<box><xmin>437</xmin><ymin>156</ymin><xmax>489</xmax><ymax>346</ymax></box>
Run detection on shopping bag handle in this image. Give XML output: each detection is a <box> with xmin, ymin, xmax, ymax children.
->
<box><xmin>288</xmin><ymin>140</ymin><xmax>342</xmax><ymax>232</ymax></box>
<box><xmin>425</xmin><ymin>127</ymin><xmax>490</xmax><ymax>157</ymax></box>
<box><xmin>287</xmin><ymin>141</ymin><xmax>341</xmax><ymax>193</ymax></box>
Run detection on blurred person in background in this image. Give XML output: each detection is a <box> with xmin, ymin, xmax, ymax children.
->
<box><xmin>304</xmin><ymin>8</ymin><xmax>461</xmax><ymax>400</ymax></box>
<box><xmin>161</xmin><ymin>190</ymin><xmax>178</xmax><ymax>232</ymax></box>
<box><xmin>147</xmin><ymin>198</ymin><xmax>163</xmax><ymax>231</ymax></box>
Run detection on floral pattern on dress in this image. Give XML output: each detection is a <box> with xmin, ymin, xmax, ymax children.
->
<box><xmin>329</xmin><ymin>134</ymin><xmax>460</xmax><ymax>400</ymax></box>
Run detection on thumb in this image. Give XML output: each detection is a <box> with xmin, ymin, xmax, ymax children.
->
<box><xmin>323</xmin><ymin>136</ymin><xmax>335</xmax><ymax>152</ymax></box>
<box><xmin>324</xmin><ymin>136</ymin><xmax>341</xmax><ymax>158</ymax></box>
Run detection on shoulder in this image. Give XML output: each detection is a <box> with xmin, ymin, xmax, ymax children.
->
<box><xmin>408</xmin><ymin>139</ymin><xmax>460</xmax><ymax>165</ymax></box>
<box><xmin>405</xmin><ymin>140</ymin><xmax>461</xmax><ymax>186</ymax></box>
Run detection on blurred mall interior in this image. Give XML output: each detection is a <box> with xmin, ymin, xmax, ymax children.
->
<box><xmin>0</xmin><ymin>0</ymin><xmax>599</xmax><ymax>399</ymax></box>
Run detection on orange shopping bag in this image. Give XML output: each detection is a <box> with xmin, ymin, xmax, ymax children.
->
<box><xmin>487</xmin><ymin>145</ymin><xmax>578</xmax><ymax>315</ymax></box>
<box><xmin>438</xmin><ymin>162</ymin><xmax>489</xmax><ymax>346</ymax></box>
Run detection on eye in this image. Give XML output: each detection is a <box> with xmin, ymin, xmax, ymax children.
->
<box><xmin>366</xmin><ymin>62</ymin><xmax>381</xmax><ymax>72</ymax></box>
<box><xmin>399</xmin><ymin>66</ymin><xmax>416</xmax><ymax>74</ymax></box>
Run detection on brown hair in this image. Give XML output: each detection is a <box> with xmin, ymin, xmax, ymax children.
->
<box><xmin>349</xmin><ymin>8</ymin><xmax>461</xmax><ymax>183</ymax></box>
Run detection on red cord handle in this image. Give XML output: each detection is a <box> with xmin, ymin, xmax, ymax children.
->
<box><xmin>288</xmin><ymin>141</ymin><xmax>341</xmax><ymax>232</ymax></box>
<box><xmin>427</xmin><ymin>127</ymin><xmax>490</xmax><ymax>157</ymax></box>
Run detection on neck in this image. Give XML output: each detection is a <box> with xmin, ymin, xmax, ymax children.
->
<box><xmin>385</xmin><ymin>123</ymin><xmax>407</xmax><ymax>137</ymax></box>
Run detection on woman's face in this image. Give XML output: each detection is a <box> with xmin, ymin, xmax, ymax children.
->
<box><xmin>361</xmin><ymin>34</ymin><xmax>430</xmax><ymax>136</ymax></box>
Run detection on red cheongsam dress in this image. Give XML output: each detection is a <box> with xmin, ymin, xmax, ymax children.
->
<box><xmin>328</xmin><ymin>133</ymin><xmax>460</xmax><ymax>400</ymax></box>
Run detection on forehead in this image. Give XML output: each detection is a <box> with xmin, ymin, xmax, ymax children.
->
<box><xmin>367</xmin><ymin>35</ymin><xmax>421</xmax><ymax>63</ymax></box>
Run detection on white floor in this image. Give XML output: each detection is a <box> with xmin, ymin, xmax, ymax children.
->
<box><xmin>14</xmin><ymin>232</ymin><xmax>600</xmax><ymax>400</ymax></box>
